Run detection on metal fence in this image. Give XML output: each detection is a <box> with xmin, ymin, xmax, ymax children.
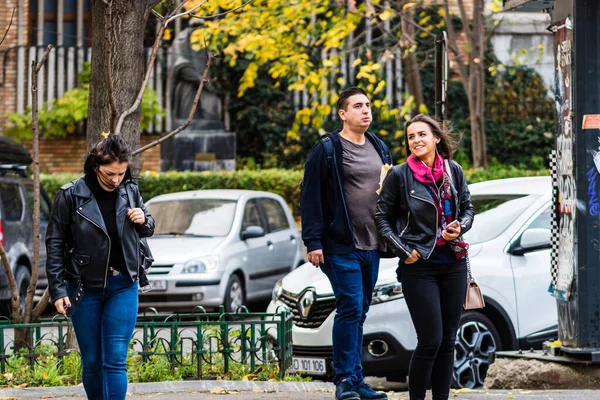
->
<box><xmin>485</xmin><ymin>100</ymin><xmax>555</xmax><ymax>122</ymax></box>
<box><xmin>0</xmin><ymin>306</ymin><xmax>293</xmax><ymax>380</ymax></box>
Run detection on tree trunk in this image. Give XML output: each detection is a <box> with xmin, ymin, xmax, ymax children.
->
<box><xmin>401</xmin><ymin>9</ymin><xmax>424</xmax><ymax>114</ymax></box>
<box><xmin>87</xmin><ymin>0</ymin><xmax>154</xmax><ymax>152</ymax></box>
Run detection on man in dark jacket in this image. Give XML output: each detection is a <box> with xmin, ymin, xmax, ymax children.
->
<box><xmin>301</xmin><ymin>87</ymin><xmax>392</xmax><ymax>400</ymax></box>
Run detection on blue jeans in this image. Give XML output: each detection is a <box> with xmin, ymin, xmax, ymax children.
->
<box><xmin>321</xmin><ymin>249</ymin><xmax>380</xmax><ymax>386</ymax></box>
<box><xmin>68</xmin><ymin>273</ymin><xmax>138</xmax><ymax>400</ymax></box>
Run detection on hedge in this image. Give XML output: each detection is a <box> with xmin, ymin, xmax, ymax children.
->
<box><xmin>40</xmin><ymin>166</ymin><xmax>549</xmax><ymax>217</ymax></box>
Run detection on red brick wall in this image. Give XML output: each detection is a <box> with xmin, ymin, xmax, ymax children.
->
<box><xmin>0</xmin><ymin>0</ymin><xmax>29</xmax><ymax>129</ymax></box>
<box><xmin>21</xmin><ymin>135</ymin><xmax>162</xmax><ymax>174</ymax></box>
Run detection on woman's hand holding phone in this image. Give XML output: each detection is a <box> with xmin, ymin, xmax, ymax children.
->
<box><xmin>442</xmin><ymin>220</ymin><xmax>461</xmax><ymax>241</ymax></box>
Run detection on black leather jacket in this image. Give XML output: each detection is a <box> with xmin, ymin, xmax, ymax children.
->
<box><xmin>375</xmin><ymin>160</ymin><xmax>474</xmax><ymax>262</ymax></box>
<box><xmin>46</xmin><ymin>178</ymin><xmax>154</xmax><ymax>302</ymax></box>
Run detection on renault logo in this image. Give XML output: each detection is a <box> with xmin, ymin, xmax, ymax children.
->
<box><xmin>297</xmin><ymin>289</ymin><xmax>315</xmax><ymax>319</ymax></box>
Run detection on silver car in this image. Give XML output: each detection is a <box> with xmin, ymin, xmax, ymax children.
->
<box><xmin>140</xmin><ymin>189</ymin><xmax>304</xmax><ymax>312</ymax></box>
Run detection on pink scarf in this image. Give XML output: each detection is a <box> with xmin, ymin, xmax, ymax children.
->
<box><xmin>407</xmin><ymin>154</ymin><xmax>468</xmax><ymax>260</ymax></box>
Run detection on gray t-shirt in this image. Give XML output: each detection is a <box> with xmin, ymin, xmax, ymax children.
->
<box><xmin>340</xmin><ymin>135</ymin><xmax>384</xmax><ymax>251</ymax></box>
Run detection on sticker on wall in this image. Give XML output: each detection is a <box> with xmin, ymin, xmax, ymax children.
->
<box><xmin>582</xmin><ymin>114</ymin><xmax>600</xmax><ymax>130</ymax></box>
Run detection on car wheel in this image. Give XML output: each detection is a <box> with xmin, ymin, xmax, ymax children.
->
<box><xmin>452</xmin><ymin>311</ymin><xmax>501</xmax><ymax>389</ymax></box>
<box><xmin>224</xmin><ymin>274</ymin><xmax>245</xmax><ymax>313</ymax></box>
<box><xmin>15</xmin><ymin>266</ymin><xmax>31</xmax><ymax>313</ymax></box>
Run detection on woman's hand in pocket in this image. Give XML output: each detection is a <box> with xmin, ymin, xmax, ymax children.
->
<box><xmin>404</xmin><ymin>249</ymin><xmax>421</xmax><ymax>264</ymax></box>
<box><xmin>54</xmin><ymin>296</ymin><xmax>71</xmax><ymax>315</ymax></box>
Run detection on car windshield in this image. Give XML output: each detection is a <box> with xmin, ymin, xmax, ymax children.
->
<box><xmin>147</xmin><ymin>199</ymin><xmax>237</xmax><ymax>237</ymax></box>
<box><xmin>463</xmin><ymin>194</ymin><xmax>540</xmax><ymax>244</ymax></box>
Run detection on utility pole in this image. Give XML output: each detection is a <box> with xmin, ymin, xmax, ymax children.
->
<box><xmin>503</xmin><ymin>0</ymin><xmax>600</xmax><ymax>358</ymax></box>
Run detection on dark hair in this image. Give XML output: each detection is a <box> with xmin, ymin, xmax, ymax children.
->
<box><xmin>83</xmin><ymin>135</ymin><xmax>133</xmax><ymax>179</ymax></box>
<box><xmin>404</xmin><ymin>114</ymin><xmax>460</xmax><ymax>159</ymax></box>
<box><xmin>337</xmin><ymin>86</ymin><xmax>369</xmax><ymax>111</ymax></box>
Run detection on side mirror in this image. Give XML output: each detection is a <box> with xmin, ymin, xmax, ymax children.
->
<box><xmin>241</xmin><ymin>225</ymin><xmax>265</xmax><ymax>240</ymax></box>
<box><xmin>511</xmin><ymin>228</ymin><xmax>552</xmax><ymax>255</ymax></box>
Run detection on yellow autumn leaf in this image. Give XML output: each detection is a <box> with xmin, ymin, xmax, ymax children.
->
<box><xmin>379</xmin><ymin>9</ymin><xmax>394</xmax><ymax>21</ymax></box>
<box><xmin>352</xmin><ymin>58</ymin><xmax>362</xmax><ymax>68</ymax></box>
<box><xmin>403</xmin><ymin>2</ymin><xmax>416</xmax><ymax>10</ymax></box>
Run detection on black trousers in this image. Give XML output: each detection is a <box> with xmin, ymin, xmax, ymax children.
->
<box><xmin>401</xmin><ymin>258</ymin><xmax>468</xmax><ymax>400</ymax></box>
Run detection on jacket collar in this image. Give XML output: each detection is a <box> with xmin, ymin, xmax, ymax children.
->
<box><xmin>72</xmin><ymin>177</ymin><xmax>93</xmax><ymax>198</ymax></box>
<box><xmin>328</xmin><ymin>129</ymin><xmax>391</xmax><ymax>164</ymax></box>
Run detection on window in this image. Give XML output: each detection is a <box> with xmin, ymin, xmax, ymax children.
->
<box><xmin>147</xmin><ymin>199</ymin><xmax>237</xmax><ymax>237</ymax></box>
<box><xmin>242</xmin><ymin>200</ymin><xmax>263</xmax><ymax>231</ymax></box>
<box><xmin>260</xmin><ymin>198</ymin><xmax>289</xmax><ymax>233</ymax></box>
<box><xmin>526</xmin><ymin>205</ymin><xmax>552</xmax><ymax>231</ymax></box>
<box><xmin>0</xmin><ymin>184</ymin><xmax>24</xmax><ymax>222</ymax></box>
<box><xmin>464</xmin><ymin>194</ymin><xmax>540</xmax><ymax>245</ymax></box>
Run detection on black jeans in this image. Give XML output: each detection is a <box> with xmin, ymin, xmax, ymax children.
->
<box><xmin>401</xmin><ymin>258</ymin><xmax>467</xmax><ymax>400</ymax></box>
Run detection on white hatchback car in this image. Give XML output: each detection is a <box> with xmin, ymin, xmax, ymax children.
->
<box><xmin>141</xmin><ymin>189</ymin><xmax>305</xmax><ymax>312</ymax></box>
<box><xmin>267</xmin><ymin>176</ymin><xmax>557</xmax><ymax>388</ymax></box>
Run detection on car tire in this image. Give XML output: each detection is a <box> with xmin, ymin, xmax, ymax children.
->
<box><xmin>15</xmin><ymin>266</ymin><xmax>31</xmax><ymax>313</ymax></box>
<box><xmin>452</xmin><ymin>311</ymin><xmax>501</xmax><ymax>389</ymax></box>
<box><xmin>224</xmin><ymin>274</ymin><xmax>245</xmax><ymax>313</ymax></box>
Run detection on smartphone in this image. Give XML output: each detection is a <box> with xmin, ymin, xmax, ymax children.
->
<box><xmin>446</xmin><ymin>220</ymin><xmax>460</xmax><ymax>232</ymax></box>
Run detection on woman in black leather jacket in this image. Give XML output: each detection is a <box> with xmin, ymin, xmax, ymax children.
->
<box><xmin>46</xmin><ymin>135</ymin><xmax>154</xmax><ymax>400</ymax></box>
<box><xmin>375</xmin><ymin>115</ymin><xmax>474</xmax><ymax>400</ymax></box>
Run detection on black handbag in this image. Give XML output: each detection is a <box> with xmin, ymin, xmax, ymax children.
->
<box><xmin>125</xmin><ymin>185</ymin><xmax>154</xmax><ymax>292</ymax></box>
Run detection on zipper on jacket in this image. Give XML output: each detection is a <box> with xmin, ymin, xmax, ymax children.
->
<box><xmin>409</xmin><ymin>192</ymin><xmax>438</xmax><ymax>259</ymax></box>
<box><xmin>387</xmin><ymin>233</ymin><xmax>412</xmax><ymax>258</ymax></box>
<box><xmin>332</xmin><ymin>152</ymin><xmax>355</xmax><ymax>245</ymax></box>
<box><xmin>399</xmin><ymin>212</ymin><xmax>411</xmax><ymax>236</ymax></box>
<box><xmin>76</xmin><ymin>209</ymin><xmax>111</xmax><ymax>289</ymax></box>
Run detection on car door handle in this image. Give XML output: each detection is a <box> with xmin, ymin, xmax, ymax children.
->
<box><xmin>267</xmin><ymin>240</ymin><xmax>274</xmax><ymax>247</ymax></box>
<box><xmin>290</xmin><ymin>235</ymin><xmax>296</xmax><ymax>242</ymax></box>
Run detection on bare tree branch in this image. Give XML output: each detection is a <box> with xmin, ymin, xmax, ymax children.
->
<box><xmin>31</xmin><ymin>288</ymin><xmax>50</xmax><ymax>322</ymax></box>
<box><xmin>456</xmin><ymin>0</ymin><xmax>473</xmax><ymax>50</ymax></box>
<box><xmin>190</xmin><ymin>0</ymin><xmax>255</xmax><ymax>20</ymax></box>
<box><xmin>0</xmin><ymin>8</ymin><xmax>15</xmax><ymax>47</ymax></box>
<box><xmin>133</xmin><ymin>53</ymin><xmax>216</xmax><ymax>156</ymax></box>
<box><xmin>114</xmin><ymin>0</ymin><xmax>189</xmax><ymax>134</ymax></box>
<box><xmin>152</xmin><ymin>9</ymin><xmax>164</xmax><ymax>21</ymax></box>
<box><xmin>0</xmin><ymin>242</ymin><xmax>20</xmax><ymax>322</ymax></box>
<box><xmin>443</xmin><ymin>2</ymin><xmax>469</xmax><ymax>88</ymax></box>
<box><xmin>104</xmin><ymin>0</ymin><xmax>118</xmax><ymax>133</ymax></box>
<box><xmin>24</xmin><ymin>44</ymin><xmax>53</xmax><ymax>324</ymax></box>
<box><xmin>166</xmin><ymin>0</ymin><xmax>208</xmax><ymax>25</ymax></box>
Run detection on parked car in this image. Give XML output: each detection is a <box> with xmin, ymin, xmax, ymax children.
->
<box><xmin>0</xmin><ymin>137</ymin><xmax>52</xmax><ymax>314</ymax></box>
<box><xmin>141</xmin><ymin>189</ymin><xmax>305</xmax><ymax>312</ymax></box>
<box><xmin>267</xmin><ymin>176</ymin><xmax>556</xmax><ymax>388</ymax></box>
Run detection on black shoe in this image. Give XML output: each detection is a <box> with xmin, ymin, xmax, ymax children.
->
<box><xmin>352</xmin><ymin>382</ymin><xmax>388</xmax><ymax>399</ymax></box>
<box><xmin>335</xmin><ymin>380</ymin><xmax>361</xmax><ymax>400</ymax></box>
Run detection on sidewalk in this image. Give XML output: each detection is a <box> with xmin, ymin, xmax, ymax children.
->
<box><xmin>0</xmin><ymin>380</ymin><xmax>599</xmax><ymax>400</ymax></box>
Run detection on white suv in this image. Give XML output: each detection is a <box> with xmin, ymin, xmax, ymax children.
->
<box><xmin>267</xmin><ymin>176</ymin><xmax>557</xmax><ymax>388</ymax></box>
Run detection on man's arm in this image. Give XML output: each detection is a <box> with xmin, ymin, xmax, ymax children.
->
<box><xmin>300</xmin><ymin>142</ymin><xmax>327</xmax><ymax>254</ymax></box>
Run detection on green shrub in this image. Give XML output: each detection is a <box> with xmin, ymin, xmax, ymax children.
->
<box><xmin>41</xmin><ymin>167</ymin><xmax>548</xmax><ymax>219</ymax></box>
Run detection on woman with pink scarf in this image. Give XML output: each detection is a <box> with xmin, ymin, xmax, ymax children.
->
<box><xmin>375</xmin><ymin>114</ymin><xmax>474</xmax><ymax>400</ymax></box>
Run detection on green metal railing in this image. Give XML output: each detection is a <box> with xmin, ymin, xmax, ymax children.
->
<box><xmin>0</xmin><ymin>306</ymin><xmax>293</xmax><ymax>379</ymax></box>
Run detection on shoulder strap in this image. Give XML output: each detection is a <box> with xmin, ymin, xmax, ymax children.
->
<box><xmin>445</xmin><ymin>159</ymin><xmax>455</xmax><ymax>186</ymax></box>
<box><xmin>320</xmin><ymin>136</ymin><xmax>334</xmax><ymax>169</ymax></box>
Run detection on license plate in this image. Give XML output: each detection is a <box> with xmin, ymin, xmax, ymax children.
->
<box><xmin>289</xmin><ymin>357</ymin><xmax>327</xmax><ymax>375</ymax></box>
<box><xmin>149</xmin><ymin>280</ymin><xmax>167</xmax><ymax>291</ymax></box>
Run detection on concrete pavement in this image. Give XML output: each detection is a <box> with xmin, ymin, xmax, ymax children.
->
<box><xmin>0</xmin><ymin>380</ymin><xmax>599</xmax><ymax>400</ymax></box>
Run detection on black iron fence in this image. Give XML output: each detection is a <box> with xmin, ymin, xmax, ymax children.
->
<box><xmin>0</xmin><ymin>306</ymin><xmax>293</xmax><ymax>382</ymax></box>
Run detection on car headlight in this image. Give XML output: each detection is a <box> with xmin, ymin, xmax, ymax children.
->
<box><xmin>182</xmin><ymin>256</ymin><xmax>220</xmax><ymax>273</ymax></box>
<box><xmin>371</xmin><ymin>281</ymin><xmax>403</xmax><ymax>305</ymax></box>
<box><xmin>272</xmin><ymin>279</ymin><xmax>284</xmax><ymax>302</ymax></box>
